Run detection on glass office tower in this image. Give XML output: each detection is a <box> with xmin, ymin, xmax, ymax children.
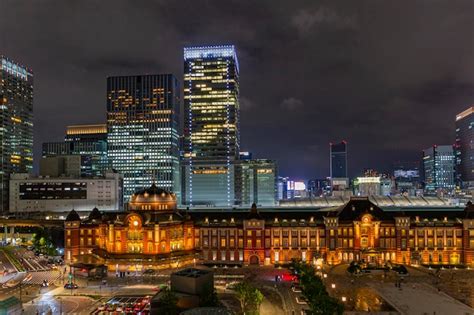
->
<box><xmin>422</xmin><ymin>145</ymin><xmax>455</xmax><ymax>194</ymax></box>
<box><xmin>330</xmin><ymin>141</ymin><xmax>348</xmax><ymax>178</ymax></box>
<box><xmin>107</xmin><ymin>74</ymin><xmax>180</xmax><ymax>202</ymax></box>
<box><xmin>0</xmin><ymin>56</ymin><xmax>33</xmax><ymax>213</ymax></box>
<box><xmin>183</xmin><ymin>45</ymin><xmax>240</xmax><ymax>207</ymax></box>
<box><xmin>43</xmin><ymin>124</ymin><xmax>108</xmax><ymax>177</ymax></box>
<box><xmin>455</xmin><ymin>107</ymin><xmax>474</xmax><ymax>187</ymax></box>
<box><xmin>236</xmin><ymin>159</ymin><xmax>277</xmax><ymax>207</ymax></box>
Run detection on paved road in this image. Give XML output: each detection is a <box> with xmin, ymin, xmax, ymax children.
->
<box><xmin>23</xmin><ymin>294</ymin><xmax>98</xmax><ymax>314</ymax></box>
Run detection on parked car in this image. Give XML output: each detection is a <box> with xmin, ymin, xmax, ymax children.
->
<box><xmin>64</xmin><ymin>283</ymin><xmax>78</xmax><ymax>289</ymax></box>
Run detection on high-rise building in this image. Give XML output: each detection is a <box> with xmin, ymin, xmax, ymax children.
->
<box><xmin>307</xmin><ymin>178</ymin><xmax>331</xmax><ymax>197</ymax></box>
<box><xmin>43</xmin><ymin>124</ymin><xmax>108</xmax><ymax>177</ymax></box>
<box><xmin>277</xmin><ymin>176</ymin><xmax>289</xmax><ymax>200</ymax></box>
<box><xmin>236</xmin><ymin>159</ymin><xmax>277</xmax><ymax>206</ymax></box>
<box><xmin>0</xmin><ymin>56</ymin><xmax>34</xmax><ymax>212</ymax></box>
<box><xmin>330</xmin><ymin>141</ymin><xmax>348</xmax><ymax>179</ymax></box>
<box><xmin>422</xmin><ymin>145</ymin><xmax>455</xmax><ymax>194</ymax></box>
<box><xmin>183</xmin><ymin>45</ymin><xmax>240</xmax><ymax>206</ymax></box>
<box><xmin>392</xmin><ymin>161</ymin><xmax>421</xmax><ymax>196</ymax></box>
<box><xmin>107</xmin><ymin>74</ymin><xmax>180</xmax><ymax>202</ymax></box>
<box><xmin>455</xmin><ymin>107</ymin><xmax>474</xmax><ymax>187</ymax></box>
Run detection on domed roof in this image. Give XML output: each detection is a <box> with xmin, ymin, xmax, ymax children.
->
<box><xmin>65</xmin><ymin>209</ymin><xmax>80</xmax><ymax>222</ymax></box>
<box><xmin>88</xmin><ymin>207</ymin><xmax>102</xmax><ymax>221</ymax></box>
<box><xmin>129</xmin><ymin>183</ymin><xmax>177</xmax><ymax>211</ymax></box>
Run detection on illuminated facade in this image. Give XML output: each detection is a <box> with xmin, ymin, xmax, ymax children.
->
<box><xmin>107</xmin><ymin>74</ymin><xmax>180</xmax><ymax>202</ymax></box>
<box><xmin>455</xmin><ymin>107</ymin><xmax>474</xmax><ymax>187</ymax></box>
<box><xmin>65</xmin><ymin>184</ymin><xmax>194</xmax><ymax>270</ymax></box>
<box><xmin>183</xmin><ymin>45</ymin><xmax>240</xmax><ymax>207</ymax></box>
<box><xmin>0</xmin><ymin>56</ymin><xmax>34</xmax><ymax>213</ymax></box>
<box><xmin>65</xmin><ymin>189</ymin><xmax>474</xmax><ymax>269</ymax></box>
<box><xmin>422</xmin><ymin>145</ymin><xmax>455</xmax><ymax>194</ymax></box>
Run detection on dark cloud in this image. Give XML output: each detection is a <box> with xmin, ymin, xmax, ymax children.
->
<box><xmin>1</xmin><ymin>0</ymin><xmax>474</xmax><ymax>180</ymax></box>
<box><xmin>280</xmin><ymin>97</ymin><xmax>304</xmax><ymax>111</ymax></box>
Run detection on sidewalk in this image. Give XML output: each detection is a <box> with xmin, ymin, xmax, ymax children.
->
<box><xmin>370</xmin><ymin>282</ymin><xmax>474</xmax><ymax>315</ymax></box>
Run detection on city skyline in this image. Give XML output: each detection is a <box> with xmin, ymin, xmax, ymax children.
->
<box><xmin>2</xmin><ymin>1</ymin><xmax>473</xmax><ymax>179</ymax></box>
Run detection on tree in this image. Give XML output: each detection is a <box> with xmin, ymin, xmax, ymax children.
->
<box><xmin>199</xmin><ymin>283</ymin><xmax>219</xmax><ymax>307</ymax></box>
<box><xmin>234</xmin><ymin>281</ymin><xmax>264</xmax><ymax>315</ymax></box>
<box><xmin>158</xmin><ymin>288</ymin><xmax>179</xmax><ymax>315</ymax></box>
<box><xmin>292</xmin><ymin>261</ymin><xmax>343</xmax><ymax>315</ymax></box>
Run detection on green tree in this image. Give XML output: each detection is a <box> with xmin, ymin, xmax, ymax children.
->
<box><xmin>234</xmin><ymin>281</ymin><xmax>264</xmax><ymax>315</ymax></box>
<box><xmin>199</xmin><ymin>283</ymin><xmax>219</xmax><ymax>307</ymax></box>
<box><xmin>292</xmin><ymin>261</ymin><xmax>343</xmax><ymax>315</ymax></box>
<box><xmin>158</xmin><ymin>288</ymin><xmax>179</xmax><ymax>315</ymax></box>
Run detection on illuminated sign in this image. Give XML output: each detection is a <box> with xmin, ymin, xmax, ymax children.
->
<box><xmin>357</xmin><ymin>177</ymin><xmax>381</xmax><ymax>184</ymax></box>
<box><xmin>184</xmin><ymin>45</ymin><xmax>239</xmax><ymax>71</ymax></box>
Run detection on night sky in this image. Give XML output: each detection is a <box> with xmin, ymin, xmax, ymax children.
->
<box><xmin>1</xmin><ymin>1</ymin><xmax>474</xmax><ymax>180</ymax></box>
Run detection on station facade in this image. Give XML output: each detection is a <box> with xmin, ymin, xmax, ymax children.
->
<box><xmin>64</xmin><ymin>185</ymin><xmax>474</xmax><ymax>271</ymax></box>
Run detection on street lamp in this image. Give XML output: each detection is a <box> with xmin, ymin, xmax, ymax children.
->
<box><xmin>331</xmin><ymin>283</ymin><xmax>336</xmax><ymax>289</ymax></box>
<box><xmin>341</xmin><ymin>296</ymin><xmax>347</xmax><ymax>302</ymax></box>
<box><xmin>323</xmin><ymin>273</ymin><xmax>327</xmax><ymax>278</ymax></box>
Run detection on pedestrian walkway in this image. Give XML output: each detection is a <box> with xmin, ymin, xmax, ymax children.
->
<box><xmin>371</xmin><ymin>282</ymin><xmax>474</xmax><ymax>315</ymax></box>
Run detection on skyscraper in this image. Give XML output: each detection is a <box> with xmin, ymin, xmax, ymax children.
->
<box><xmin>0</xmin><ymin>56</ymin><xmax>33</xmax><ymax>212</ymax></box>
<box><xmin>42</xmin><ymin>124</ymin><xmax>108</xmax><ymax>177</ymax></box>
<box><xmin>236</xmin><ymin>159</ymin><xmax>277</xmax><ymax>207</ymax></box>
<box><xmin>330</xmin><ymin>141</ymin><xmax>348</xmax><ymax>178</ymax></box>
<box><xmin>455</xmin><ymin>106</ymin><xmax>474</xmax><ymax>187</ymax></box>
<box><xmin>107</xmin><ymin>74</ymin><xmax>180</xmax><ymax>202</ymax></box>
<box><xmin>183</xmin><ymin>45</ymin><xmax>240</xmax><ymax>206</ymax></box>
<box><xmin>422</xmin><ymin>145</ymin><xmax>455</xmax><ymax>194</ymax></box>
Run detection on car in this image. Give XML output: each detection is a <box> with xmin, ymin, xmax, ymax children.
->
<box><xmin>42</xmin><ymin>280</ymin><xmax>49</xmax><ymax>287</ymax></box>
<box><xmin>97</xmin><ymin>305</ymin><xmax>106</xmax><ymax>311</ymax></box>
<box><xmin>64</xmin><ymin>283</ymin><xmax>78</xmax><ymax>289</ymax></box>
<box><xmin>296</xmin><ymin>296</ymin><xmax>308</xmax><ymax>305</ymax></box>
<box><xmin>143</xmin><ymin>269</ymin><xmax>155</xmax><ymax>275</ymax></box>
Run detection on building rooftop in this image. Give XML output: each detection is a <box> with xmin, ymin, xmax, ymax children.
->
<box><xmin>173</xmin><ymin>268</ymin><xmax>211</xmax><ymax>278</ymax></box>
<box><xmin>279</xmin><ymin>195</ymin><xmax>452</xmax><ymax>208</ymax></box>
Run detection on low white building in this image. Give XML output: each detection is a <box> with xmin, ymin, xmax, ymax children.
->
<box><xmin>9</xmin><ymin>171</ymin><xmax>123</xmax><ymax>214</ymax></box>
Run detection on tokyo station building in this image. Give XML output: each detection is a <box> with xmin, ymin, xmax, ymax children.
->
<box><xmin>65</xmin><ymin>185</ymin><xmax>474</xmax><ymax>271</ymax></box>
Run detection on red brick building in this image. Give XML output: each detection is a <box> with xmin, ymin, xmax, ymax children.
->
<box><xmin>65</xmin><ymin>185</ymin><xmax>474</xmax><ymax>271</ymax></box>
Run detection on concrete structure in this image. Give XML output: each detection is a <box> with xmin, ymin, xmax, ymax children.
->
<box><xmin>0</xmin><ymin>56</ymin><xmax>34</xmax><ymax>213</ymax></box>
<box><xmin>171</xmin><ymin>268</ymin><xmax>213</xmax><ymax>295</ymax></box>
<box><xmin>456</xmin><ymin>106</ymin><xmax>474</xmax><ymax>188</ymax></box>
<box><xmin>182</xmin><ymin>45</ymin><xmax>240</xmax><ymax>207</ymax></box>
<box><xmin>9</xmin><ymin>172</ymin><xmax>123</xmax><ymax>214</ymax></box>
<box><xmin>39</xmin><ymin>155</ymin><xmax>92</xmax><ymax>177</ymax></box>
<box><xmin>0</xmin><ymin>296</ymin><xmax>22</xmax><ymax>315</ymax></box>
